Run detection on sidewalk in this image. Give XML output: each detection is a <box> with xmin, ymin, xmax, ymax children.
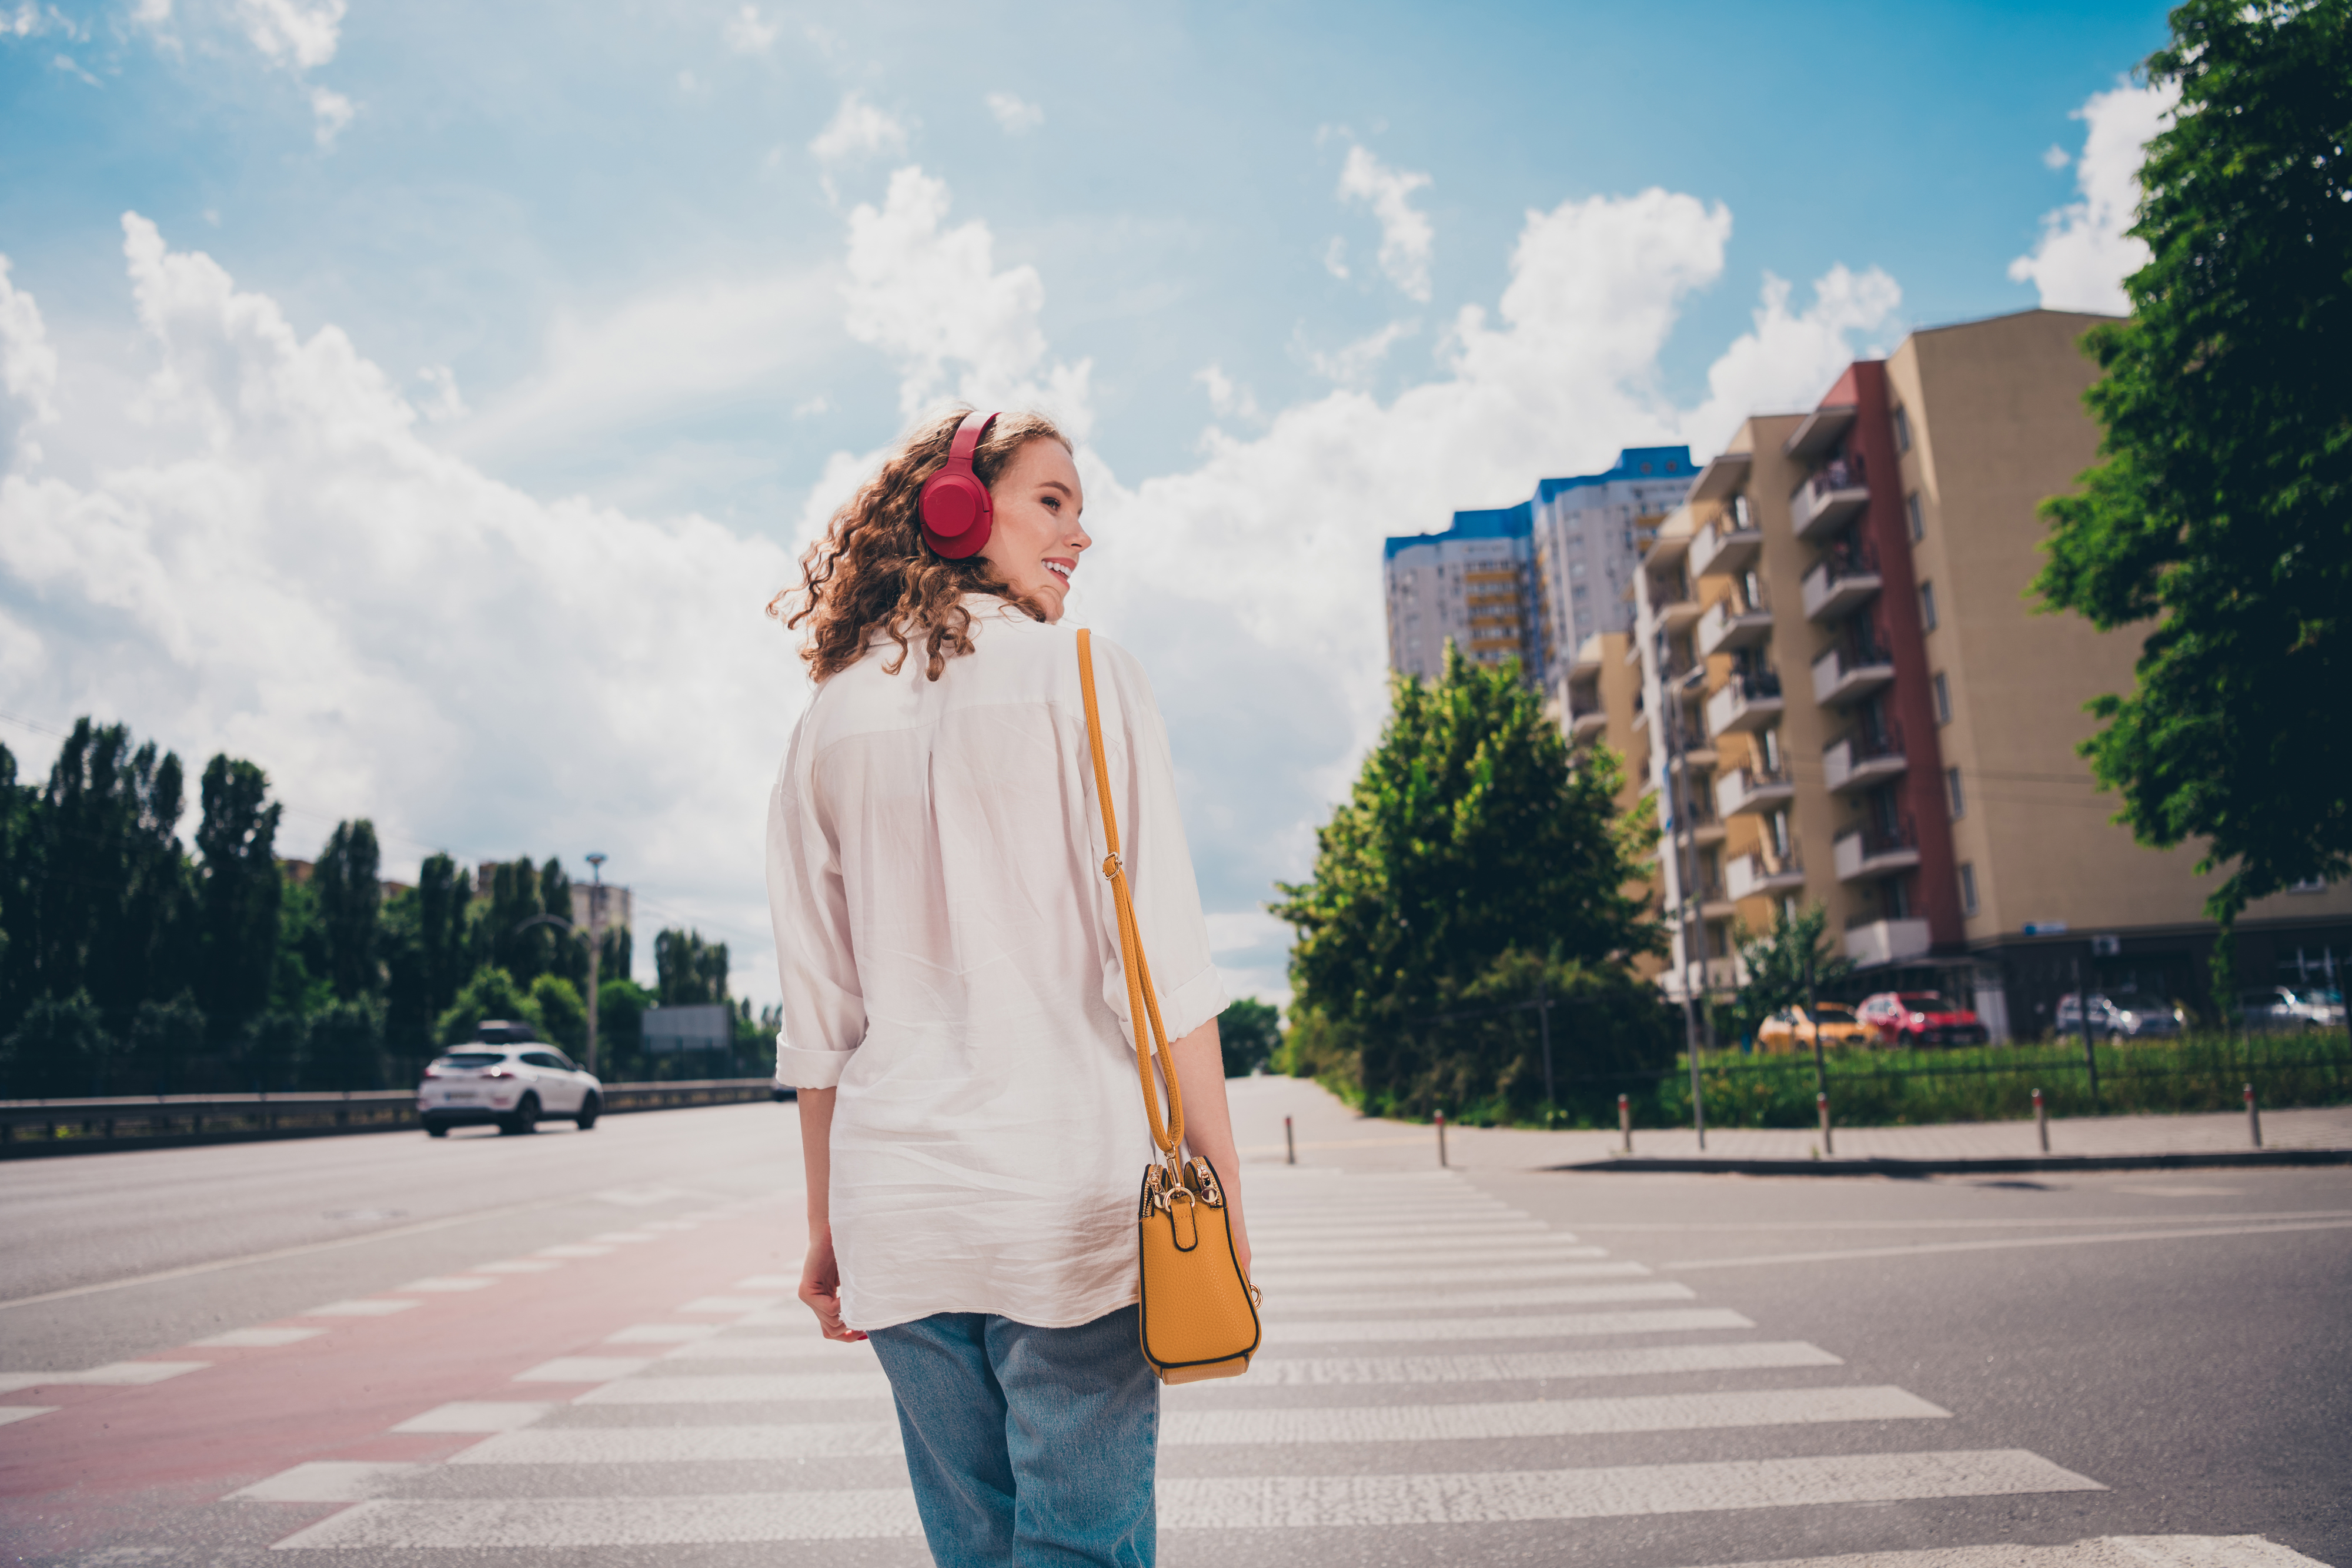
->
<box><xmin>1223</xmin><ymin>1074</ymin><xmax>2352</xmax><ymax>1175</ymax></box>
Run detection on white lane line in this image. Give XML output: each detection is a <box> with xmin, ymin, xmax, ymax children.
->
<box><xmin>1182</xmin><ymin>1342</ymin><xmax>1844</xmax><ymax>1388</ymax></box>
<box><xmin>734</xmin><ymin>1275</ymin><xmax>799</xmax><ymax>1289</ymax></box>
<box><xmin>1165</xmin><ymin>1386</ymin><xmax>1947</xmax><ymax>1446</ymax></box>
<box><xmin>1692</xmin><ymin>1536</ymin><xmax>2336</xmax><ymax>1568</ymax></box>
<box><xmin>1254</xmin><ymin>1260</ymin><xmax>1635</xmax><ymax>1289</ymax></box>
<box><xmin>1667</xmin><ymin>1219</ymin><xmax>2352</xmax><ymax>1271</ymax></box>
<box><xmin>1265</xmin><ymin>1238</ymin><xmax>1602</xmax><ymax>1262</ymax></box>
<box><xmin>470</xmin><ymin>1259</ymin><xmax>564</xmax><ymax>1275</ymax></box>
<box><xmin>265</xmin><ymin>1450</ymin><xmax>2103</xmax><ymax>1545</ymax></box>
<box><xmin>1249</xmin><ymin>1221</ymin><xmax>1553</xmax><ymax>1239</ymax></box>
<box><xmin>0</xmin><ymin>1406</ymin><xmax>57</xmax><ymax>1425</ymax></box>
<box><xmin>577</xmin><ymin>1372</ymin><xmax>894</xmax><ymax>1405</ymax></box>
<box><xmin>272</xmin><ymin>1489</ymin><xmax>925</xmax><ymax>1547</ymax></box>
<box><xmin>189</xmin><ymin>1328</ymin><xmax>326</xmax><ymax>1349</ymax></box>
<box><xmin>660</xmin><ymin>1338</ymin><xmax>880</xmax><ymax>1362</ymax></box>
<box><xmin>1159</xmin><ymin>1450</ymin><xmax>2106</xmax><ymax>1528</ymax></box>
<box><xmin>590</xmin><ymin>1232</ymin><xmax>659</xmax><ymax>1243</ymax></box>
<box><xmin>1265</xmin><ymin>1308</ymin><xmax>1753</xmax><ymax>1345</ymax></box>
<box><xmin>1568</xmin><ymin>1211</ymin><xmax>2352</xmax><ymax>1232</ymax></box>
<box><xmin>453</xmin><ymin>1421</ymin><xmax>905</xmax><ymax>1464</ymax></box>
<box><xmin>606</xmin><ymin>1323</ymin><xmax>724</xmax><ymax>1345</ymax></box>
<box><xmin>401</xmin><ymin>1276</ymin><xmax>497</xmax><ymax>1293</ymax></box>
<box><xmin>229</xmin><ymin>1460</ymin><xmax>420</xmax><ymax>1503</ymax></box>
<box><xmin>1264</xmin><ymin>1282</ymin><xmax>1693</xmax><ymax>1313</ymax></box>
<box><xmin>0</xmin><ymin>1360</ymin><xmax>209</xmax><ymax>1392</ymax></box>
<box><xmin>512</xmin><ymin>1357</ymin><xmax>655</xmax><ymax>1383</ymax></box>
<box><xmin>391</xmin><ymin>1402</ymin><xmax>558</xmax><ymax>1433</ymax></box>
<box><xmin>536</xmin><ymin>1244</ymin><xmax>617</xmax><ymax>1259</ymax></box>
<box><xmin>677</xmin><ymin>1295</ymin><xmax>787</xmax><ymax>1313</ymax></box>
<box><xmin>298</xmin><ymin>1299</ymin><xmax>418</xmax><ymax>1317</ymax></box>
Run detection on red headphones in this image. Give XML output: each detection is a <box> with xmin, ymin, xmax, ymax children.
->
<box><xmin>918</xmin><ymin>410</ymin><xmax>1000</xmax><ymax>559</ymax></box>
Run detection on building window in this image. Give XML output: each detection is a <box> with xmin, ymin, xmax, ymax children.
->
<box><xmin>1919</xmin><ymin>580</ymin><xmax>1939</xmax><ymax>631</ymax></box>
<box><xmin>1933</xmin><ymin>671</ymin><xmax>1952</xmax><ymax>725</ymax></box>
<box><xmin>1906</xmin><ymin>492</ymin><xmax>1925</xmax><ymax>541</ymax></box>
<box><xmin>1960</xmin><ymin>862</ymin><xmax>1979</xmax><ymax>917</ymax></box>
<box><xmin>1946</xmin><ymin>765</ymin><xmax>1966</xmax><ymax>819</ymax></box>
<box><xmin>1892</xmin><ymin>406</ymin><xmax>1912</xmax><ymax>451</ymax></box>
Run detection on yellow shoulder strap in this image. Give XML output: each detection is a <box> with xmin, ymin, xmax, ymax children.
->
<box><xmin>1077</xmin><ymin>628</ymin><xmax>1184</xmax><ymax>1156</ymax></box>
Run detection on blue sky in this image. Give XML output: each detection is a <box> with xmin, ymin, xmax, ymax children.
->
<box><xmin>0</xmin><ymin>0</ymin><xmax>2172</xmax><ymax>1001</ymax></box>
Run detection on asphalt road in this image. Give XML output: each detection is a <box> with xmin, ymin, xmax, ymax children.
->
<box><xmin>1</xmin><ymin>1082</ymin><xmax>2345</xmax><ymax>1567</ymax></box>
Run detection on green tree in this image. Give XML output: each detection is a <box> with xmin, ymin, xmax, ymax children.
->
<box><xmin>1</xmin><ymin>989</ymin><xmax>119</xmax><ymax>1096</ymax></box>
<box><xmin>383</xmin><ymin>854</ymin><xmax>472</xmax><ymax>1059</ymax></box>
<box><xmin>1271</xmin><ymin>647</ymin><xmax>1659</xmax><ymax>1104</ymax></box>
<box><xmin>193</xmin><ymin>755</ymin><xmax>283</xmax><ymax>1042</ymax></box>
<box><xmin>1217</xmin><ymin>998</ymin><xmax>1282</xmax><ymax>1078</ymax></box>
<box><xmin>2034</xmin><ymin>0</ymin><xmax>2352</xmax><ymax>968</ymax></box>
<box><xmin>314</xmin><ymin>819</ymin><xmax>383</xmax><ymax>999</ymax></box>
<box><xmin>434</xmin><ymin>965</ymin><xmax>541</xmax><ymax>1047</ymax></box>
<box><xmin>126</xmin><ymin>992</ymin><xmax>208</xmax><ymax>1095</ymax></box>
<box><xmin>238</xmin><ymin>1009</ymin><xmax>307</xmax><ymax>1092</ymax></box>
<box><xmin>529</xmin><ymin>974</ymin><xmax>587</xmax><ymax>1055</ymax></box>
<box><xmin>0</xmin><ymin>743</ymin><xmax>33</xmax><ymax>1031</ymax></box>
<box><xmin>28</xmin><ymin>721</ymin><xmax>196</xmax><ymax>1028</ymax></box>
<box><xmin>654</xmin><ymin>928</ymin><xmax>729</xmax><ymax>1005</ymax></box>
<box><xmin>270</xmin><ymin>877</ymin><xmax>331</xmax><ymax>1017</ymax></box>
<box><xmin>1728</xmin><ymin>904</ymin><xmax>1852</xmax><ymax>1047</ymax></box>
<box><xmin>302</xmin><ymin>998</ymin><xmax>385</xmax><ymax>1089</ymax></box>
<box><xmin>596</xmin><ymin>977</ymin><xmax>656</xmax><ymax>1079</ymax></box>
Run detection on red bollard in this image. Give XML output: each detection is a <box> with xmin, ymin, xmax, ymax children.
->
<box><xmin>1283</xmin><ymin>1114</ymin><xmax>1296</xmax><ymax>1165</ymax></box>
<box><xmin>1617</xmin><ymin>1092</ymin><xmax>1632</xmax><ymax>1154</ymax></box>
<box><xmin>2033</xmin><ymin>1086</ymin><xmax>2049</xmax><ymax>1153</ymax></box>
<box><xmin>1816</xmin><ymin>1090</ymin><xmax>1833</xmax><ymax>1156</ymax></box>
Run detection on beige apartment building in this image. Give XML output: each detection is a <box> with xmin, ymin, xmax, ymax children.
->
<box><xmin>1588</xmin><ymin>308</ymin><xmax>2349</xmax><ymax>1037</ymax></box>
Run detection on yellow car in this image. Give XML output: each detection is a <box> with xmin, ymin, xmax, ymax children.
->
<box><xmin>1756</xmin><ymin>1002</ymin><xmax>1877</xmax><ymax>1054</ymax></box>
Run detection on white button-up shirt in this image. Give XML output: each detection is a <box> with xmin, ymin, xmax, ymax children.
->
<box><xmin>766</xmin><ymin>599</ymin><xmax>1228</xmax><ymax>1331</ymax></box>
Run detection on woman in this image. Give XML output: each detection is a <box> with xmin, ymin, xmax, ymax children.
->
<box><xmin>766</xmin><ymin>406</ymin><xmax>1248</xmax><ymax>1568</ymax></box>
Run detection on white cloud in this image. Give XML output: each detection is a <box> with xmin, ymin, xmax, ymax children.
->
<box><xmin>1194</xmin><ymin>364</ymin><xmax>1259</xmax><ymax>422</ymax></box>
<box><xmin>793</xmin><ymin>393</ymin><xmax>829</xmax><ymax>417</ymax></box>
<box><xmin>234</xmin><ymin>0</ymin><xmax>343</xmax><ymax>69</ymax></box>
<box><xmin>308</xmin><ymin>83</ymin><xmax>352</xmax><ymax>147</ymax></box>
<box><xmin>722</xmin><ymin>4</ymin><xmax>777</xmax><ymax>55</ymax></box>
<box><xmin>1678</xmin><ymin>263</ymin><xmax>1903</xmax><ymax>456</ymax></box>
<box><xmin>0</xmin><ymin>257</ymin><xmax>59</xmax><ymax>464</ymax></box>
<box><xmin>1336</xmin><ymin>144</ymin><xmax>1434</xmax><ymax>302</ymax></box>
<box><xmin>3</xmin><ymin>4</ymin><xmax>84</xmax><ymax>39</ymax></box>
<box><xmin>809</xmin><ymin>92</ymin><xmax>910</xmax><ymax>165</ymax></box>
<box><xmin>1321</xmin><ymin>237</ymin><xmax>1348</xmax><ymax>280</ymax></box>
<box><xmin>2009</xmin><ymin>78</ymin><xmax>2179</xmax><ymax>315</ymax></box>
<box><xmin>839</xmin><ymin>166</ymin><xmax>1091</xmax><ymax>433</ymax></box>
<box><xmin>2042</xmin><ymin>143</ymin><xmax>2072</xmax><ymax>170</ymax></box>
<box><xmin>1298</xmin><ymin>319</ymin><xmax>1415</xmax><ymax>387</ymax></box>
<box><xmin>415</xmin><ymin>363</ymin><xmax>467</xmax><ymax>422</ymax></box>
<box><xmin>0</xmin><ymin>218</ymin><xmax>801</xmax><ymax>996</ymax></box>
<box><xmin>984</xmin><ymin>91</ymin><xmax>1043</xmax><ymax>134</ymax></box>
<box><xmin>50</xmin><ymin>51</ymin><xmax>97</xmax><ymax>85</ymax></box>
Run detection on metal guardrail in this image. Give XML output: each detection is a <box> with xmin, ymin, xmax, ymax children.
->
<box><xmin>0</xmin><ymin>1078</ymin><xmax>783</xmax><ymax>1158</ymax></box>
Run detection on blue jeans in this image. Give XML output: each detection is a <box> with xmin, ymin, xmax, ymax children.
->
<box><xmin>867</xmin><ymin>1305</ymin><xmax>1159</xmax><ymax>1567</ymax></box>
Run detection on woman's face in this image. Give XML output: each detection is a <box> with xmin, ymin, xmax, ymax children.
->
<box><xmin>978</xmin><ymin>438</ymin><xmax>1088</xmax><ymax>623</ymax></box>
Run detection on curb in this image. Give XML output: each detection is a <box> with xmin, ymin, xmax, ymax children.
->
<box><xmin>1549</xmin><ymin>1148</ymin><xmax>2352</xmax><ymax>1177</ymax></box>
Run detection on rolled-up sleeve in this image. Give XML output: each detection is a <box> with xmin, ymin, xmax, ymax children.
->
<box><xmin>1086</xmin><ymin>637</ymin><xmax>1230</xmax><ymax>1049</ymax></box>
<box><xmin>766</xmin><ymin>739</ymin><xmax>866</xmax><ymax>1089</ymax></box>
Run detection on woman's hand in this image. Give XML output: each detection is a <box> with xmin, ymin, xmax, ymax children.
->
<box><xmin>799</xmin><ymin>1225</ymin><xmax>866</xmax><ymax>1342</ymax></box>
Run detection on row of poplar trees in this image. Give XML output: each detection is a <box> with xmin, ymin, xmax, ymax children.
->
<box><xmin>0</xmin><ymin>719</ymin><xmax>753</xmax><ymax>1098</ymax></box>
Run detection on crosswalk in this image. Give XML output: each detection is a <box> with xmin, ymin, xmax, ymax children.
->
<box><xmin>234</xmin><ymin>1169</ymin><xmax>2324</xmax><ymax>1563</ymax></box>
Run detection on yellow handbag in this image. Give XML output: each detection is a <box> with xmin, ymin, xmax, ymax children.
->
<box><xmin>1077</xmin><ymin>629</ymin><xmax>1262</xmax><ymax>1385</ymax></box>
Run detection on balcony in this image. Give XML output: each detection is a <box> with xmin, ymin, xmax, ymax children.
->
<box><xmin>1648</xmin><ymin>578</ymin><xmax>1700</xmax><ymax>633</ymax></box>
<box><xmin>1716</xmin><ymin>765</ymin><xmax>1796</xmax><ymax>818</ymax></box>
<box><xmin>1726</xmin><ymin>846</ymin><xmax>1807</xmax><ymax>901</ymax></box>
<box><xmin>1789</xmin><ymin>459</ymin><xmax>1870</xmax><ymax>543</ymax></box>
<box><xmin>1663</xmin><ymin>955</ymin><xmax>1744</xmax><ymax>1001</ymax></box>
<box><xmin>1833</xmin><ymin>817</ymin><xmax>1920</xmax><ymax>883</ymax></box>
<box><xmin>1669</xmin><ymin>743</ymin><xmax>1720</xmax><ymax>774</ymax></box>
<box><xmin>1801</xmin><ymin>541</ymin><xmax>1882</xmax><ymax>623</ymax></box>
<box><xmin>1783</xmin><ymin>404</ymin><xmax>1857</xmax><ymax>463</ymax></box>
<box><xmin>1811</xmin><ymin>642</ymin><xmax>1896</xmax><ymax>707</ymax></box>
<box><xmin>1822</xmin><ymin>724</ymin><xmax>1907</xmax><ymax>795</ymax></box>
<box><xmin>1705</xmin><ymin>669</ymin><xmax>1785</xmax><ymax>735</ymax></box>
<box><xmin>1689</xmin><ymin>511</ymin><xmax>1762</xmax><ymax>579</ymax></box>
<box><xmin>1845</xmin><ymin>917</ymin><xmax>1932</xmax><ymax>967</ymax></box>
<box><xmin>1671</xmin><ymin>876</ymin><xmax>1738</xmax><ymax>923</ymax></box>
<box><xmin>1568</xmin><ymin>634</ymin><xmax>1605</xmax><ymax>678</ymax></box>
<box><xmin>1697</xmin><ymin>587</ymin><xmax>1773</xmax><ymax>658</ymax></box>
<box><xmin>1565</xmin><ymin>689</ymin><xmax>1609</xmax><ymax>740</ymax></box>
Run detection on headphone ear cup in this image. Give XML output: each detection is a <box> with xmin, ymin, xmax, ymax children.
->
<box><xmin>920</xmin><ymin>472</ymin><xmax>994</xmax><ymax>559</ymax></box>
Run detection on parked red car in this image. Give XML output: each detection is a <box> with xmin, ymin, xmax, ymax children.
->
<box><xmin>1856</xmin><ymin>991</ymin><xmax>1990</xmax><ymax>1046</ymax></box>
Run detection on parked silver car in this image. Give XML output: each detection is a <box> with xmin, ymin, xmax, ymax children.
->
<box><xmin>419</xmin><ymin>1023</ymin><xmax>602</xmax><ymax>1136</ymax></box>
<box><xmin>2055</xmin><ymin>992</ymin><xmax>2186</xmax><ymax>1038</ymax></box>
<box><xmin>2237</xmin><ymin>987</ymin><xmax>2346</xmax><ymax>1032</ymax></box>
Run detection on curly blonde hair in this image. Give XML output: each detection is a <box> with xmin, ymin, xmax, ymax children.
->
<box><xmin>770</xmin><ymin>407</ymin><xmax>1071</xmax><ymax>682</ymax></box>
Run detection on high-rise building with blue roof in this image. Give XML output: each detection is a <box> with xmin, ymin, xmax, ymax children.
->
<box><xmin>1384</xmin><ymin>447</ymin><xmax>1696</xmax><ymax>694</ymax></box>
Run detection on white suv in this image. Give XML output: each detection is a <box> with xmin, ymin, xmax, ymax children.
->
<box><xmin>419</xmin><ymin>1027</ymin><xmax>602</xmax><ymax>1136</ymax></box>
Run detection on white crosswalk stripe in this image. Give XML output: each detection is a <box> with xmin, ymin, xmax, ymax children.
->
<box><xmin>250</xmin><ymin>1168</ymin><xmax>2134</xmax><ymax>1559</ymax></box>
